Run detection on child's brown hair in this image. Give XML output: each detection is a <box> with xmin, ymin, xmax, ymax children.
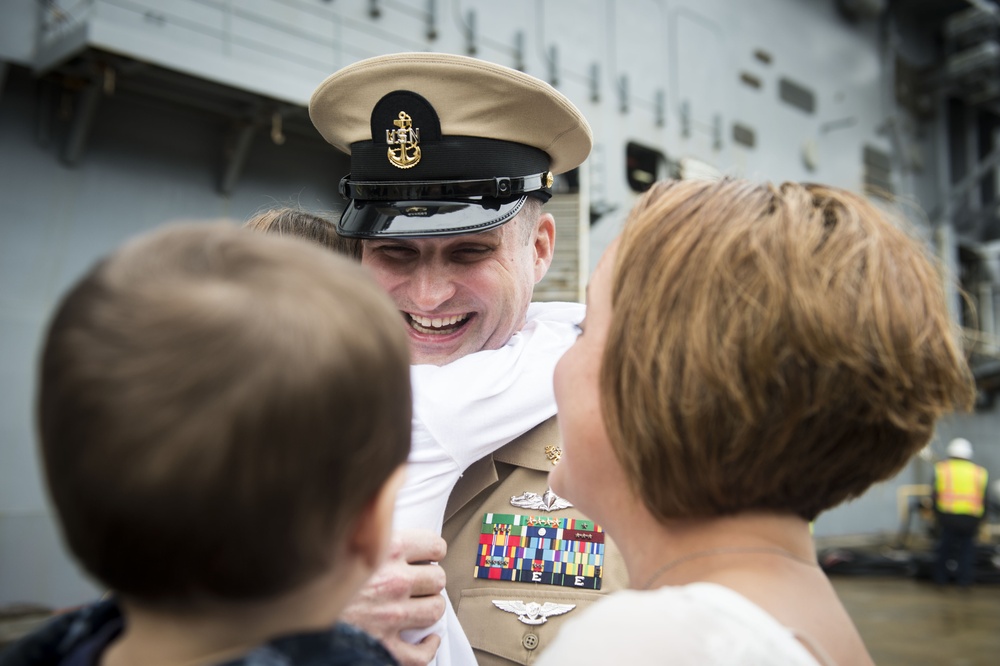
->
<box><xmin>38</xmin><ymin>224</ymin><xmax>409</xmax><ymax>603</ymax></box>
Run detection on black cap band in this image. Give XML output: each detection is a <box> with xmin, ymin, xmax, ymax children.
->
<box><xmin>340</xmin><ymin>172</ymin><xmax>552</xmax><ymax>201</ymax></box>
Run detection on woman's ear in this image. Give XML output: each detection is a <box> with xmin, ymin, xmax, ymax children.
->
<box><xmin>346</xmin><ymin>465</ymin><xmax>407</xmax><ymax>571</ymax></box>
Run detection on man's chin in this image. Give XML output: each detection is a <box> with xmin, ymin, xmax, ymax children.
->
<box><xmin>406</xmin><ymin>320</ymin><xmax>514</xmax><ymax>365</ymax></box>
<box><xmin>408</xmin><ymin>337</ymin><xmax>475</xmax><ymax>366</ymax></box>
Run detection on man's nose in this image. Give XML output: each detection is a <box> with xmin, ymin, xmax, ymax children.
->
<box><xmin>409</xmin><ymin>264</ymin><xmax>457</xmax><ymax>311</ymax></box>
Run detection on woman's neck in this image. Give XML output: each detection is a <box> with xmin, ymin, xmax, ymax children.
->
<box><xmin>611</xmin><ymin>510</ymin><xmax>816</xmax><ymax>590</ymax></box>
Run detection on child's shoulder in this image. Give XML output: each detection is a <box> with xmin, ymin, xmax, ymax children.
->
<box><xmin>248</xmin><ymin>622</ymin><xmax>398</xmax><ymax>666</ymax></box>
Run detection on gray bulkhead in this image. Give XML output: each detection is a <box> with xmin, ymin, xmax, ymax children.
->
<box><xmin>1</xmin><ymin>0</ymin><xmax>997</xmax><ymax>607</ymax></box>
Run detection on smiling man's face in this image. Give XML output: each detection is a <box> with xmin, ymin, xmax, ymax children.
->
<box><xmin>360</xmin><ymin>207</ymin><xmax>554</xmax><ymax>366</ymax></box>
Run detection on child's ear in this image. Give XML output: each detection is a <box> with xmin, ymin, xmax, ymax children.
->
<box><xmin>347</xmin><ymin>465</ymin><xmax>407</xmax><ymax>570</ymax></box>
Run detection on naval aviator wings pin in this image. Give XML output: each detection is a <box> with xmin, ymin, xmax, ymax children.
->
<box><xmin>491</xmin><ymin>600</ymin><xmax>576</xmax><ymax>625</ymax></box>
<box><xmin>474</xmin><ymin>513</ymin><xmax>605</xmax><ymax>589</ymax></box>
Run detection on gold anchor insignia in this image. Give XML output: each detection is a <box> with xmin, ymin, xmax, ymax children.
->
<box><xmin>544</xmin><ymin>445</ymin><xmax>562</xmax><ymax>465</ymax></box>
<box><xmin>386</xmin><ymin>111</ymin><xmax>421</xmax><ymax>169</ymax></box>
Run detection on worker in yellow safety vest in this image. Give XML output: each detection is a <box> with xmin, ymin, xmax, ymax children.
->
<box><xmin>932</xmin><ymin>438</ymin><xmax>989</xmax><ymax>587</ymax></box>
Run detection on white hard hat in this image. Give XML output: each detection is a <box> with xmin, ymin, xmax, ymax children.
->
<box><xmin>947</xmin><ymin>437</ymin><xmax>973</xmax><ymax>460</ymax></box>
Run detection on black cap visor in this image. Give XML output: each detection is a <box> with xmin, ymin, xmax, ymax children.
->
<box><xmin>338</xmin><ymin>197</ymin><xmax>526</xmax><ymax>238</ymax></box>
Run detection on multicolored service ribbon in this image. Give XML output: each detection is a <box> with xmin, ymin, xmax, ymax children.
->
<box><xmin>474</xmin><ymin>513</ymin><xmax>605</xmax><ymax>589</ymax></box>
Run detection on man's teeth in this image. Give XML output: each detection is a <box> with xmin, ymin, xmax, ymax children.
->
<box><xmin>409</xmin><ymin>313</ymin><xmax>469</xmax><ymax>332</ymax></box>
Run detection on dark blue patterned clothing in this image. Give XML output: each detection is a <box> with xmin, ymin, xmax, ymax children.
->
<box><xmin>0</xmin><ymin>599</ymin><xmax>397</xmax><ymax>666</ymax></box>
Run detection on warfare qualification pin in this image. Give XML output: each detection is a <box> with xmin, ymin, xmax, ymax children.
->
<box><xmin>510</xmin><ymin>488</ymin><xmax>572</xmax><ymax>512</ymax></box>
<box><xmin>386</xmin><ymin>111</ymin><xmax>421</xmax><ymax>169</ymax></box>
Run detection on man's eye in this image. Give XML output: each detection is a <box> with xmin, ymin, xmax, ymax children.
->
<box><xmin>454</xmin><ymin>247</ymin><xmax>490</xmax><ymax>259</ymax></box>
<box><xmin>379</xmin><ymin>245</ymin><xmax>416</xmax><ymax>258</ymax></box>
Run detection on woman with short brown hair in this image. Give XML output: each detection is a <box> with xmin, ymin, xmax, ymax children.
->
<box><xmin>541</xmin><ymin>178</ymin><xmax>974</xmax><ymax>665</ymax></box>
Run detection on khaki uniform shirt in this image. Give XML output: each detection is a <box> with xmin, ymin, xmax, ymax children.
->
<box><xmin>441</xmin><ymin>417</ymin><xmax>629</xmax><ymax>665</ymax></box>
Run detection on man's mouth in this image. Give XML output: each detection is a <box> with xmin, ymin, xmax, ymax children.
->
<box><xmin>406</xmin><ymin>312</ymin><xmax>471</xmax><ymax>335</ymax></box>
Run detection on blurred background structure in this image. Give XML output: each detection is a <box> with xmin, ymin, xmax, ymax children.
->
<box><xmin>1</xmin><ymin>1</ymin><xmax>999</xmax><ymax>661</ymax></box>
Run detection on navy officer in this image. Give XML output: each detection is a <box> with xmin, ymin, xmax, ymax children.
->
<box><xmin>309</xmin><ymin>53</ymin><xmax>627</xmax><ymax>666</ymax></box>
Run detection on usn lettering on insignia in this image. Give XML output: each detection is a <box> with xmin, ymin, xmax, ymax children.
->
<box><xmin>386</xmin><ymin>111</ymin><xmax>421</xmax><ymax>169</ymax></box>
<box><xmin>473</xmin><ymin>513</ymin><xmax>606</xmax><ymax>590</ymax></box>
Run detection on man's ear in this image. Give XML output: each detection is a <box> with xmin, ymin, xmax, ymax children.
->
<box><xmin>346</xmin><ymin>465</ymin><xmax>407</xmax><ymax>571</ymax></box>
<box><xmin>533</xmin><ymin>212</ymin><xmax>556</xmax><ymax>284</ymax></box>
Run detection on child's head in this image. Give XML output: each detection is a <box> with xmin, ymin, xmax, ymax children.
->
<box><xmin>38</xmin><ymin>224</ymin><xmax>410</xmax><ymax>606</ymax></box>
<box><xmin>244</xmin><ymin>208</ymin><xmax>361</xmax><ymax>260</ymax></box>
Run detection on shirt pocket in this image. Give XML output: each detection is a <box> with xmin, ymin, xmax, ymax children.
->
<box><xmin>454</xmin><ymin>586</ymin><xmax>603</xmax><ymax>665</ymax></box>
